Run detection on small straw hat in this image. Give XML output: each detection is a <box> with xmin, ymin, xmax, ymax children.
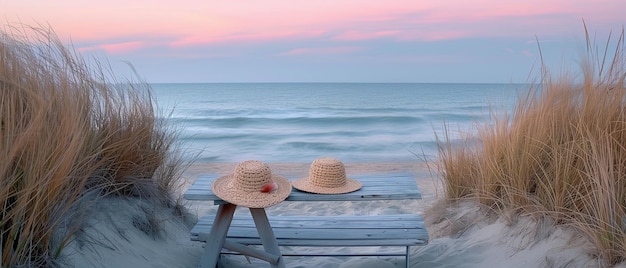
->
<box><xmin>291</xmin><ymin>157</ymin><xmax>362</xmax><ymax>194</ymax></box>
<box><xmin>212</xmin><ymin>160</ymin><xmax>291</xmax><ymax>208</ymax></box>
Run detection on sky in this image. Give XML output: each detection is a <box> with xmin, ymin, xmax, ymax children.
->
<box><xmin>2</xmin><ymin>1</ymin><xmax>625</xmax><ymax>83</ymax></box>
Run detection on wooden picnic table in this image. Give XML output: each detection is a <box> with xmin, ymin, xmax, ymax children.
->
<box><xmin>184</xmin><ymin>172</ymin><xmax>425</xmax><ymax>268</ymax></box>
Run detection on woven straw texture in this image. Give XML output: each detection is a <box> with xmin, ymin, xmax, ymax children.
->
<box><xmin>212</xmin><ymin>160</ymin><xmax>291</xmax><ymax>208</ymax></box>
<box><xmin>292</xmin><ymin>157</ymin><xmax>362</xmax><ymax>194</ymax></box>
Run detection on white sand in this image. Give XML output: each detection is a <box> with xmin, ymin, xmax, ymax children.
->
<box><xmin>62</xmin><ymin>162</ymin><xmax>608</xmax><ymax>268</ymax></box>
<box><xmin>59</xmin><ymin>197</ymin><xmax>202</xmax><ymax>268</ymax></box>
<box><xmin>415</xmin><ymin>201</ymin><xmax>602</xmax><ymax>268</ymax></box>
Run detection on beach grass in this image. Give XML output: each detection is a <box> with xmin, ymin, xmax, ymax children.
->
<box><xmin>0</xmin><ymin>25</ymin><xmax>186</xmax><ymax>266</ymax></box>
<box><xmin>436</xmin><ymin>26</ymin><xmax>626</xmax><ymax>264</ymax></box>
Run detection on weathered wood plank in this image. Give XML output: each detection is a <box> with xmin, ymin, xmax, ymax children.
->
<box><xmin>193</xmin><ymin>215</ymin><xmax>422</xmax><ymax>229</ymax></box>
<box><xmin>191</xmin><ymin>214</ymin><xmax>429</xmax><ymax>247</ymax></box>
<box><xmin>217</xmin><ymin>238</ymin><xmax>426</xmax><ymax>247</ymax></box>
<box><xmin>203</xmin><ymin>228</ymin><xmax>423</xmax><ymax>240</ymax></box>
<box><xmin>220</xmin><ymin>251</ymin><xmax>409</xmax><ymax>257</ymax></box>
<box><xmin>199</xmin><ymin>203</ymin><xmax>236</xmax><ymax>268</ymax></box>
<box><xmin>249</xmin><ymin>208</ymin><xmax>286</xmax><ymax>268</ymax></box>
<box><xmin>196</xmin><ymin>227</ymin><xmax>424</xmax><ymax>240</ymax></box>
<box><xmin>183</xmin><ymin>172</ymin><xmax>422</xmax><ymax>202</ymax></box>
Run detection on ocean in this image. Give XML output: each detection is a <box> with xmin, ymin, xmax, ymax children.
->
<box><xmin>151</xmin><ymin>83</ymin><xmax>525</xmax><ymax>163</ymax></box>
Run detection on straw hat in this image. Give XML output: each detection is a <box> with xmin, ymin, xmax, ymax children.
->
<box><xmin>212</xmin><ymin>160</ymin><xmax>291</xmax><ymax>208</ymax></box>
<box><xmin>291</xmin><ymin>157</ymin><xmax>362</xmax><ymax>194</ymax></box>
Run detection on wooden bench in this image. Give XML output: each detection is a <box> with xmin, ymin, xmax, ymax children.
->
<box><xmin>185</xmin><ymin>173</ymin><xmax>429</xmax><ymax>267</ymax></box>
<box><xmin>192</xmin><ymin>214</ymin><xmax>428</xmax><ymax>264</ymax></box>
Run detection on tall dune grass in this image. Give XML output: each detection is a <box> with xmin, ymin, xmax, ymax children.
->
<box><xmin>436</xmin><ymin>27</ymin><xmax>626</xmax><ymax>264</ymax></box>
<box><xmin>0</xmin><ymin>26</ymin><xmax>185</xmax><ymax>266</ymax></box>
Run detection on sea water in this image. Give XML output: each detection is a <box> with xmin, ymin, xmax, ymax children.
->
<box><xmin>151</xmin><ymin>83</ymin><xmax>525</xmax><ymax>163</ymax></box>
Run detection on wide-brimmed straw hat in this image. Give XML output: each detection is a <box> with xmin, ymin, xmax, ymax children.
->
<box><xmin>291</xmin><ymin>157</ymin><xmax>362</xmax><ymax>194</ymax></box>
<box><xmin>212</xmin><ymin>160</ymin><xmax>291</xmax><ymax>208</ymax></box>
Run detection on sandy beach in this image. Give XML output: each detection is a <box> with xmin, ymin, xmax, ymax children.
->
<box><xmin>61</xmin><ymin>161</ymin><xmax>606</xmax><ymax>268</ymax></box>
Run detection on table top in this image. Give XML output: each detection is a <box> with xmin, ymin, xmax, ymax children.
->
<box><xmin>183</xmin><ymin>172</ymin><xmax>422</xmax><ymax>203</ymax></box>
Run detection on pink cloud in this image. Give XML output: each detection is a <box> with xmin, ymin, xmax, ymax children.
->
<box><xmin>78</xmin><ymin>41</ymin><xmax>146</xmax><ymax>54</ymax></box>
<box><xmin>278</xmin><ymin>46</ymin><xmax>364</xmax><ymax>56</ymax></box>
<box><xmin>334</xmin><ymin>30</ymin><xmax>402</xmax><ymax>41</ymax></box>
<box><xmin>4</xmin><ymin>0</ymin><xmax>625</xmax><ymax>48</ymax></box>
<box><xmin>401</xmin><ymin>30</ymin><xmax>473</xmax><ymax>41</ymax></box>
<box><xmin>169</xmin><ymin>31</ymin><xmax>325</xmax><ymax>48</ymax></box>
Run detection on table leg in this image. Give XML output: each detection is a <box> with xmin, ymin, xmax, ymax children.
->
<box><xmin>199</xmin><ymin>203</ymin><xmax>236</xmax><ymax>268</ymax></box>
<box><xmin>250</xmin><ymin>208</ymin><xmax>286</xmax><ymax>268</ymax></box>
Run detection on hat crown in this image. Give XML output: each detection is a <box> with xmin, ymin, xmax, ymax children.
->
<box><xmin>309</xmin><ymin>158</ymin><xmax>347</xmax><ymax>188</ymax></box>
<box><xmin>233</xmin><ymin>160</ymin><xmax>273</xmax><ymax>192</ymax></box>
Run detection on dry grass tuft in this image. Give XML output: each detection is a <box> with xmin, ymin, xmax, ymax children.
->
<box><xmin>0</xmin><ymin>25</ymin><xmax>187</xmax><ymax>266</ymax></box>
<box><xmin>436</xmin><ymin>25</ymin><xmax>626</xmax><ymax>264</ymax></box>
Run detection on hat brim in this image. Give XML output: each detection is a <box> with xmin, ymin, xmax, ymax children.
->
<box><xmin>291</xmin><ymin>177</ymin><xmax>362</xmax><ymax>194</ymax></box>
<box><xmin>212</xmin><ymin>174</ymin><xmax>291</xmax><ymax>208</ymax></box>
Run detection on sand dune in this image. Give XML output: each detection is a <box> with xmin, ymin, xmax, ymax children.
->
<box><xmin>64</xmin><ymin>162</ymin><xmax>607</xmax><ymax>268</ymax></box>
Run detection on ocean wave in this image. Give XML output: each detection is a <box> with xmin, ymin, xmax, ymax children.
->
<box><xmin>154</xmin><ymin>83</ymin><xmax>519</xmax><ymax>162</ymax></box>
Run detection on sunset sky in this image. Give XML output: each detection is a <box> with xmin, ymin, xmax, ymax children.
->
<box><xmin>2</xmin><ymin>1</ymin><xmax>625</xmax><ymax>83</ymax></box>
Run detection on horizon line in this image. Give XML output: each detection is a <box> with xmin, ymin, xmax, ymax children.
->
<box><xmin>148</xmin><ymin>81</ymin><xmax>534</xmax><ymax>85</ymax></box>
